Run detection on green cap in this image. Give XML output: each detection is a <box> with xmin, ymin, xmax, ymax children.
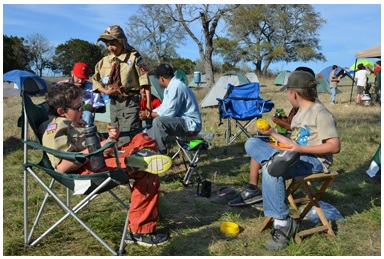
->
<box><xmin>283</xmin><ymin>71</ymin><xmax>318</xmax><ymax>89</ymax></box>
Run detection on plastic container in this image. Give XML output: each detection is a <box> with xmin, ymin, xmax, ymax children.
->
<box><xmin>220</xmin><ymin>222</ymin><xmax>240</xmax><ymax>236</ymax></box>
<box><xmin>256</xmin><ymin>118</ymin><xmax>270</xmax><ymax>131</ymax></box>
<box><xmin>84</xmin><ymin>125</ymin><xmax>106</xmax><ymax>172</ymax></box>
<box><xmin>196</xmin><ymin>131</ymin><xmax>214</xmax><ymax>140</ymax></box>
<box><xmin>194</xmin><ymin>71</ymin><xmax>201</xmax><ymax>84</ymax></box>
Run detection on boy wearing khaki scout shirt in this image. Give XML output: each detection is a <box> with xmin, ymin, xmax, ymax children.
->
<box><xmin>40</xmin><ymin>83</ymin><xmax>171</xmax><ymax>247</ymax></box>
<box><xmin>92</xmin><ymin>24</ymin><xmax>152</xmax><ymax>147</ymax></box>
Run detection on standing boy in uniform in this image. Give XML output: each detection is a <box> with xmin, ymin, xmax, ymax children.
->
<box><xmin>92</xmin><ymin>24</ymin><xmax>152</xmax><ymax>147</ymax></box>
<box><xmin>40</xmin><ymin>82</ymin><xmax>172</xmax><ymax>246</ymax></box>
<box><xmin>59</xmin><ymin>62</ymin><xmax>105</xmax><ymax>126</ymax></box>
<box><xmin>243</xmin><ymin>71</ymin><xmax>340</xmax><ymax>250</ymax></box>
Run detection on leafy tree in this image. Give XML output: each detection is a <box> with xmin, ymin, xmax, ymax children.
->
<box><xmin>124</xmin><ymin>4</ymin><xmax>186</xmax><ymax>65</ymax></box>
<box><xmin>170</xmin><ymin>4</ymin><xmax>240</xmax><ymax>88</ymax></box>
<box><xmin>224</xmin><ymin>4</ymin><xmax>326</xmax><ymax>75</ymax></box>
<box><xmin>171</xmin><ymin>58</ymin><xmax>195</xmax><ymax>74</ymax></box>
<box><xmin>3</xmin><ymin>35</ymin><xmax>31</xmax><ymax>73</ymax></box>
<box><xmin>52</xmin><ymin>38</ymin><xmax>104</xmax><ymax>76</ymax></box>
<box><xmin>25</xmin><ymin>33</ymin><xmax>55</xmax><ymax>77</ymax></box>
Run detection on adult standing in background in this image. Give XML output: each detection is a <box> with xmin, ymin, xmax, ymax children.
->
<box><xmin>92</xmin><ymin>24</ymin><xmax>152</xmax><ymax>147</ymax></box>
<box><xmin>329</xmin><ymin>65</ymin><xmax>342</xmax><ymax>105</ymax></box>
<box><xmin>58</xmin><ymin>62</ymin><xmax>105</xmax><ymax>126</ymax></box>
<box><xmin>354</xmin><ymin>63</ymin><xmax>371</xmax><ymax>105</ymax></box>
<box><xmin>146</xmin><ymin>64</ymin><xmax>202</xmax><ymax>155</ymax></box>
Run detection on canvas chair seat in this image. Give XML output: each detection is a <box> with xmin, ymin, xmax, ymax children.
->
<box><xmin>20</xmin><ymin>90</ymin><xmax>131</xmax><ymax>255</ymax></box>
<box><xmin>258</xmin><ymin>171</ymin><xmax>339</xmax><ymax>243</ymax></box>
<box><xmin>217</xmin><ymin>82</ymin><xmax>274</xmax><ymax>145</ymax></box>
<box><xmin>171</xmin><ymin>134</ymin><xmax>211</xmax><ymax>186</ymax></box>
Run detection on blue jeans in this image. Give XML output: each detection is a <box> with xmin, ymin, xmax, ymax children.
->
<box><xmin>244</xmin><ymin>138</ymin><xmax>324</xmax><ymax>219</ymax></box>
<box><xmin>330</xmin><ymin>87</ymin><xmax>337</xmax><ymax>103</ymax></box>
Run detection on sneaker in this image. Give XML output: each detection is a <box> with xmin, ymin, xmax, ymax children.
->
<box><xmin>125</xmin><ymin>232</ymin><xmax>169</xmax><ymax>247</ymax></box>
<box><xmin>228</xmin><ymin>183</ymin><xmax>262</xmax><ymax>206</ymax></box>
<box><xmin>265</xmin><ymin>217</ymin><xmax>298</xmax><ymax>251</ymax></box>
<box><xmin>125</xmin><ymin>149</ymin><xmax>172</xmax><ymax>175</ymax></box>
<box><xmin>267</xmin><ymin>150</ymin><xmax>300</xmax><ymax>177</ymax></box>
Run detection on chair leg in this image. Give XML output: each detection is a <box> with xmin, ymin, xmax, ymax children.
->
<box><xmin>258</xmin><ymin>216</ymin><xmax>273</xmax><ymax>232</ymax></box>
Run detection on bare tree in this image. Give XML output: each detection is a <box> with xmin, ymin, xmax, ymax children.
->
<box><xmin>169</xmin><ymin>4</ymin><xmax>239</xmax><ymax>88</ymax></box>
<box><xmin>125</xmin><ymin>4</ymin><xmax>186</xmax><ymax>67</ymax></box>
<box><xmin>25</xmin><ymin>33</ymin><xmax>54</xmax><ymax>77</ymax></box>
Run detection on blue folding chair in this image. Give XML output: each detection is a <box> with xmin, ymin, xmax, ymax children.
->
<box><xmin>217</xmin><ymin>82</ymin><xmax>274</xmax><ymax>144</ymax></box>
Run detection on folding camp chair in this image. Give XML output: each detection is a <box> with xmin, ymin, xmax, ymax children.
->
<box><xmin>171</xmin><ymin>133</ymin><xmax>211</xmax><ymax>186</ymax></box>
<box><xmin>20</xmin><ymin>90</ymin><xmax>131</xmax><ymax>255</ymax></box>
<box><xmin>217</xmin><ymin>82</ymin><xmax>274</xmax><ymax>145</ymax></box>
<box><xmin>258</xmin><ymin>171</ymin><xmax>339</xmax><ymax>243</ymax></box>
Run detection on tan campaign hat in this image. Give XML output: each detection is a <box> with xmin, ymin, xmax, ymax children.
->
<box><xmin>96</xmin><ymin>24</ymin><xmax>134</xmax><ymax>50</ymax></box>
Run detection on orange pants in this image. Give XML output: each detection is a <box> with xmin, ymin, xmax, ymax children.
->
<box><xmin>76</xmin><ymin>133</ymin><xmax>160</xmax><ymax>234</ymax></box>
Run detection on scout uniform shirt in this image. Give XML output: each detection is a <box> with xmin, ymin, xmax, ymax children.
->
<box><xmin>92</xmin><ymin>49</ymin><xmax>150</xmax><ymax>93</ymax></box>
<box><xmin>39</xmin><ymin>116</ymin><xmax>87</xmax><ymax>170</ymax></box>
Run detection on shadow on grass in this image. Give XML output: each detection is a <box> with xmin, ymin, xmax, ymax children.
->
<box><xmin>3</xmin><ymin>136</ymin><xmax>23</xmax><ymax>157</ymax></box>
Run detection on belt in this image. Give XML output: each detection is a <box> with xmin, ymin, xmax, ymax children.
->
<box><xmin>110</xmin><ymin>90</ymin><xmax>140</xmax><ymax>103</ymax></box>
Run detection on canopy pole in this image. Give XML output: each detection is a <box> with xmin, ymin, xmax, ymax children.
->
<box><xmin>349</xmin><ymin>58</ymin><xmax>358</xmax><ymax>103</ymax></box>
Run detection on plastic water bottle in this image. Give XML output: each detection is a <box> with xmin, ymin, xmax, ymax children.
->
<box><xmin>84</xmin><ymin>125</ymin><xmax>106</xmax><ymax>172</ymax></box>
<box><xmin>197</xmin><ymin>131</ymin><xmax>214</xmax><ymax>141</ymax></box>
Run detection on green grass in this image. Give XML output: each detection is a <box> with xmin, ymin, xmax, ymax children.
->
<box><xmin>2</xmin><ymin>76</ymin><xmax>381</xmax><ymax>255</ymax></box>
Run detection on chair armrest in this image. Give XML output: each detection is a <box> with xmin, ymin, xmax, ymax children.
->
<box><xmin>22</xmin><ymin>140</ymin><xmax>116</xmax><ymax>164</ymax></box>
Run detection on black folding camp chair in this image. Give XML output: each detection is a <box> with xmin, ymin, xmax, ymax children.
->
<box><xmin>217</xmin><ymin>82</ymin><xmax>274</xmax><ymax>145</ymax></box>
<box><xmin>20</xmin><ymin>90</ymin><xmax>131</xmax><ymax>255</ymax></box>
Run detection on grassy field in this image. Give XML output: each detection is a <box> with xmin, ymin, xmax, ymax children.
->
<box><xmin>2</xmin><ymin>76</ymin><xmax>381</xmax><ymax>256</ymax></box>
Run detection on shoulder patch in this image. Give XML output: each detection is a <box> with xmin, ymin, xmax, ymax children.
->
<box><xmin>134</xmin><ymin>52</ymin><xmax>142</xmax><ymax>59</ymax></box>
<box><xmin>46</xmin><ymin>123</ymin><xmax>57</xmax><ymax>135</ymax></box>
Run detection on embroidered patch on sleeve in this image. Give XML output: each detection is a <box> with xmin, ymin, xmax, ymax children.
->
<box><xmin>140</xmin><ymin>65</ymin><xmax>147</xmax><ymax>72</ymax></box>
<box><xmin>46</xmin><ymin>123</ymin><xmax>57</xmax><ymax>135</ymax></box>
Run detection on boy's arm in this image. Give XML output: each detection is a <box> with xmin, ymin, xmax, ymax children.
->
<box><xmin>290</xmin><ymin>137</ymin><xmax>341</xmax><ymax>155</ymax></box>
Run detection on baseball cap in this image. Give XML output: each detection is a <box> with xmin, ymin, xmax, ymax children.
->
<box><xmin>155</xmin><ymin>64</ymin><xmax>174</xmax><ymax>78</ymax></box>
<box><xmin>283</xmin><ymin>71</ymin><xmax>318</xmax><ymax>89</ymax></box>
<box><xmin>96</xmin><ymin>24</ymin><xmax>133</xmax><ymax>50</ymax></box>
<box><xmin>211</xmin><ymin>187</ymin><xmax>239</xmax><ymax>205</ymax></box>
<box><xmin>280</xmin><ymin>66</ymin><xmax>315</xmax><ymax>91</ymax></box>
<box><xmin>72</xmin><ymin>62</ymin><xmax>89</xmax><ymax>79</ymax></box>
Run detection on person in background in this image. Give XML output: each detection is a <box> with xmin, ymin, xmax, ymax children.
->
<box><xmin>92</xmin><ymin>24</ymin><xmax>152</xmax><ymax>147</ymax></box>
<box><xmin>329</xmin><ymin>65</ymin><xmax>342</xmax><ymax>105</ymax></box>
<box><xmin>58</xmin><ymin>62</ymin><xmax>105</xmax><ymax>126</ymax></box>
<box><xmin>354</xmin><ymin>63</ymin><xmax>372</xmax><ymax>105</ymax></box>
<box><xmin>146</xmin><ymin>64</ymin><xmax>202</xmax><ymax>155</ymax></box>
<box><xmin>139</xmin><ymin>87</ymin><xmax>162</xmax><ymax>128</ymax></box>
<box><xmin>39</xmin><ymin>82</ymin><xmax>172</xmax><ymax>247</ymax></box>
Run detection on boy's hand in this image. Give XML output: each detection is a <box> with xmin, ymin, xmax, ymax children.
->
<box><xmin>107</xmin><ymin>125</ymin><xmax>120</xmax><ymax>140</ymax></box>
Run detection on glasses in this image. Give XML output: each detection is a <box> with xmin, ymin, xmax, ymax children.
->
<box><xmin>67</xmin><ymin>103</ymin><xmax>84</xmax><ymax>112</ymax></box>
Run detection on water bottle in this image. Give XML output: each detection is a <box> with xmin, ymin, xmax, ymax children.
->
<box><xmin>196</xmin><ymin>131</ymin><xmax>214</xmax><ymax>141</ymax></box>
<box><xmin>84</xmin><ymin>125</ymin><xmax>106</xmax><ymax>172</ymax></box>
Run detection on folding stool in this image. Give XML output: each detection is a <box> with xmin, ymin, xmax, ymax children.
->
<box><xmin>258</xmin><ymin>171</ymin><xmax>339</xmax><ymax>243</ymax></box>
<box><xmin>171</xmin><ymin>134</ymin><xmax>211</xmax><ymax>186</ymax></box>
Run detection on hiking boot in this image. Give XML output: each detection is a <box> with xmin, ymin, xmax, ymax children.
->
<box><xmin>267</xmin><ymin>150</ymin><xmax>300</xmax><ymax>177</ymax></box>
<box><xmin>228</xmin><ymin>183</ymin><xmax>262</xmax><ymax>206</ymax></box>
<box><xmin>125</xmin><ymin>232</ymin><xmax>169</xmax><ymax>247</ymax></box>
<box><xmin>265</xmin><ymin>217</ymin><xmax>298</xmax><ymax>251</ymax></box>
<box><xmin>125</xmin><ymin>149</ymin><xmax>172</xmax><ymax>175</ymax></box>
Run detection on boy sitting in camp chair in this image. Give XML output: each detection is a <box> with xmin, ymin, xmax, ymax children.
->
<box><xmin>38</xmin><ymin>82</ymin><xmax>172</xmax><ymax>247</ymax></box>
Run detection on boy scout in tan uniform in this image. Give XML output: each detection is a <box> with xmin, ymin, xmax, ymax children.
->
<box><xmin>93</xmin><ymin>24</ymin><xmax>151</xmax><ymax>147</ymax></box>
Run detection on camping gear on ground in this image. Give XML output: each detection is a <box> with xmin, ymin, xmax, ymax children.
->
<box><xmin>349</xmin><ymin>59</ymin><xmax>375</xmax><ymax>71</ymax></box>
<box><xmin>274</xmin><ymin>70</ymin><xmax>291</xmax><ymax>86</ymax></box>
<box><xmin>196</xmin><ymin>179</ymin><xmax>212</xmax><ymax>198</ymax></box>
<box><xmin>211</xmin><ymin>187</ymin><xmax>240</xmax><ymax>205</ymax></box>
<box><xmin>20</xmin><ymin>89</ymin><xmax>131</xmax><ymax>255</ymax></box>
<box><xmin>361</xmin><ymin>94</ymin><xmax>372</xmax><ymax>106</ymax></box>
<box><xmin>245</xmin><ymin>71</ymin><xmax>259</xmax><ymax>83</ymax></box>
<box><xmin>303</xmin><ymin>201</ymin><xmax>346</xmax><ymax>224</ymax></box>
<box><xmin>366</xmin><ymin>144</ymin><xmax>381</xmax><ymax>178</ymax></box>
<box><xmin>194</xmin><ymin>71</ymin><xmax>201</xmax><ymax>84</ymax></box>
<box><xmin>217</xmin><ymin>82</ymin><xmax>274</xmax><ymax>145</ymax></box>
<box><xmin>189</xmin><ymin>73</ymin><xmax>207</xmax><ymax>88</ymax></box>
<box><xmin>220</xmin><ymin>222</ymin><xmax>240</xmax><ymax>236</ymax></box>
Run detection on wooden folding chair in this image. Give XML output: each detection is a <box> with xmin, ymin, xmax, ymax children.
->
<box><xmin>258</xmin><ymin>171</ymin><xmax>339</xmax><ymax>243</ymax></box>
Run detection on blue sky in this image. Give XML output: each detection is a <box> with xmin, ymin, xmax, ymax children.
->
<box><xmin>2</xmin><ymin>3</ymin><xmax>382</xmax><ymax>75</ymax></box>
